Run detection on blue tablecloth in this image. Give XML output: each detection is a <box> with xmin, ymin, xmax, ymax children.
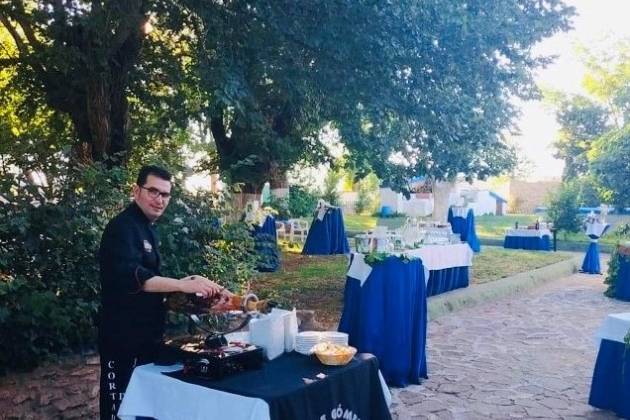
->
<box><xmin>338</xmin><ymin>256</ymin><xmax>427</xmax><ymax>387</ymax></box>
<box><xmin>448</xmin><ymin>208</ymin><xmax>481</xmax><ymax>253</ymax></box>
<box><xmin>581</xmin><ymin>242</ymin><xmax>601</xmax><ymax>274</ymax></box>
<box><xmin>615</xmin><ymin>255</ymin><xmax>630</xmax><ymax>301</ymax></box>
<box><xmin>426</xmin><ymin>266</ymin><xmax>470</xmax><ymax>297</ymax></box>
<box><xmin>252</xmin><ymin>215</ymin><xmax>279</xmax><ymax>272</ymax></box>
<box><xmin>588</xmin><ymin>339</ymin><xmax>630</xmax><ymax>418</ymax></box>
<box><xmin>503</xmin><ymin>235</ymin><xmax>551</xmax><ymax>251</ymax></box>
<box><xmin>302</xmin><ymin>208</ymin><xmax>350</xmax><ymax>255</ymax></box>
<box><xmin>253</xmin><ymin>215</ymin><xmax>277</xmax><ymax>239</ymax></box>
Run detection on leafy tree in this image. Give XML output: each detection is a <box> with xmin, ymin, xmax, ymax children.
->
<box><xmin>581</xmin><ymin>41</ymin><xmax>630</xmax><ymax>127</ymax></box>
<box><xmin>589</xmin><ymin>124</ymin><xmax>630</xmax><ymax>207</ymax></box>
<box><xmin>355</xmin><ymin>173</ymin><xmax>380</xmax><ymax>215</ymax></box>
<box><xmin>190</xmin><ymin>0</ymin><xmax>574</xmax><ymax>193</ymax></box>
<box><xmin>546</xmin><ymin>181</ymin><xmax>580</xmax><ymax>235</ymax></box>
<box><xmin>321</xmin><ymin>166</ymin><xmax>344</xmax><ymax>206</ymax></box>
<box><xmin>0</xmin><ymin>0</ymin><xmax>195</xmax><ymax>165</ymax></box>
<box><xmin>550</xmin><ymin>94</ymin><xmax>610</xmax><ymax>180</ymax></box>
<box><xmin>574</xmin><ymin>174</ymin><xmax>602</xmax><ymax>207</ymax></box>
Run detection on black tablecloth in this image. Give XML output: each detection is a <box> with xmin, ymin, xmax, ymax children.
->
<box><xmin>164</xmin><ymin>352</ymin><xmax>391</xmax><ymax>420</ymax></box>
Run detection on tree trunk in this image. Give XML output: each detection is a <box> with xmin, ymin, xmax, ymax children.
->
<box><xmin>86</xmin><ymin>77</ymin><xmax>111</xmax><ymax>162</ymax></box>
<box><xmin>431</xmin><ymin>179</ymin><xmax>456</xmax><ymax>223</ymax></box>
<box><xmin>270</xmin><ymin>167</ymin><xmax>289</xmax><ymax>198</ymax></box>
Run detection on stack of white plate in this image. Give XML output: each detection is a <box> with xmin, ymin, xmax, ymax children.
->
<box><xmin>320</xmin><ymin>331</ymin><xmax>348</xmax><ymax>346</ymax></box>
<box><xmin>295</xmin><ymin>331</ymin><xmax>350</xmax><ymax>355</ymax></box>
<box><xmin>295</xmin><ymin>331</ymin><xmax>322</xmax><ymax>355</ymax></box>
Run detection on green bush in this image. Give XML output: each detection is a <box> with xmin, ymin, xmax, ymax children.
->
<box><xmin>288</xmin><ymin>185</ymin><xmax>319</xmax><ymax>218</ymax></box>
<box><xmin>0</xmin><ymin>164</ymin><xmax>128</xmax><ymax>372</ymax></box>
<box><xmin>321</xmin><ymin>168</ymin><xmax>342</xmax><ymax>206</ymax></box>
<box><xmin>546</xmin><ymin>181</ymin><xmax>581</xmax><ymax>235</ymax></box>
<box><xmin>265</xmin><ymin>195</ymin><xmax>291</xmax><ymax>220</ymax></box>
<box><xmin>354</xmin><ymin>173</ymin><xmax>380</xmax><ymax>215</ymax></box>
<box><xmin>0</xmin><ymin>165</ymin><xmax>258</xmax><ymax>372</ymax></box>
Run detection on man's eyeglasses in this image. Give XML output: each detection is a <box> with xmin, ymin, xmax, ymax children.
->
<box><xmin>140</xmin><ymin>186</ymin><xmax>171</xmax><ymax>200</ymax></box>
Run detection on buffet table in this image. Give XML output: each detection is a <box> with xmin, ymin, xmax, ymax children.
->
<box><xmin>503</xmin><ymin>228</ymin><xmax>551</xmax><ymax>251</ymax></box>
<box><xmin>338</xmin><ymin>255</ymin><xmax>427</xmax><ymax>387</ymax></box>
<box><xmin>118</xmin><ymin>352</ymin><xmax>392</xmax><ymax>420</ymax></box>
<box><xmin>588</xmin><ymin>313</ymin><xmax>630</xmax><ymax>418</ymax></box>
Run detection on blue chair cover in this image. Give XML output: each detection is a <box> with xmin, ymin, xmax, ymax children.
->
<box><xmin>503</xmin><ymin>235</ymin><xmax>551</xmax><ymax>251</ymax></box>
<box><xmin>588</xmin><ymin>339</ymin><xmax>630</xmax><ymax>418</ymax></box>
<box><xmin>581</xmin><ymin>242</ymin><xmax>601</xmax><ymax>274</ymax></box>
<box><xmin>426</xmin><ymin>266</ymin><xmax>470</xmax><ymax>297</ymax></box>
<box><xmin>302</xmin><ymin>208</ymin><xmax>350</xmax><ymax>255</ymax></box>
<box><xmin>252</xmin><ymin>215</ymin><xmax>279</xmax><ymax>272</ymax></box>
<box><xmin>338</xmin><ymin>256</ymin><xmax>427</xmax><ymax>387</ymax></box>
<box><xmin>615</xmin><ymin>255</ymin><xmax>630</xmax><ymax>301</ymax></box>
<box><xmin>448</xmin><ymin>208</ymin><xmax>481</xmax><ymax>252</ymax></box>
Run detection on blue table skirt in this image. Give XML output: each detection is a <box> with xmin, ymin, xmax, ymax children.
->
<box><xmin>253</xmin><ymin>215</ymin><xmax>277</xmax><ymax>239</ymax></box>
<box><xmin>302</xmin><ymin>208</ymin><xmax>350</xmax><ymax>255</ymax></box>
<box><xmin>503</xmin><ymin>235</ymin><xmax>551</xmax><ymax>251</ymax></box>
<box><xmin>581</xmin><ymin>242</ymin><xmax>601</xmax><ymax>274</ymax></box>
<box><xmin>448</xmin><ymin>208</ymin><xmax>481</xmax><ymax>253</ymax></box>
<box><xmin>252</xmin><ymin>216</ymin><xmax>279</xmax><ymax>272</ymax></box>
<box><xmin>588</xmin><ymin>339</ymin><xmax>630</xmax><ymax>418</ymax></box>
<box><xmin>426</xmin><ymin>266</ymin><xmax>469</xmax><ymax>297</ymax></box>
<box><xmin>338</xmin><ymin>256</ymin><xmax>427</xmax><ymax>387</ymax></box>
<box><xmin>615</xmin><ymin>256</ymin><xmax>630</xmax><ymax>301</ymax></box>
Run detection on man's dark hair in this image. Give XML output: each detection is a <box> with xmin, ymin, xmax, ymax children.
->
<box><xmin>136</xmin><ymin>165</ymin><xmax>172</xmax><ymax>186</ymax></box>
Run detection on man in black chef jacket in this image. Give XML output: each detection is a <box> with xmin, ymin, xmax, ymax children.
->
<box><xmin>98</xmin><ymin>165</ymin><xmax>230</xmax><ymax>420</ymax></box>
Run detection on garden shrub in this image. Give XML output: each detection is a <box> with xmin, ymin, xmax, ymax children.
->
<box><xmin>288</xmin><ymin>185</ymin><xmax>319</xmax><ymax>218</ymax></box>
<box><xmin>0</xmin><ymin>165</ymin><xmax>258</xmax><ymax>372</ymax></box>
<box><xmin>354</xmin><ymin>173</ymin><xmax>380</xmax><ymax>215</ymax></box>
<box><xmin>546</xmin><ymin>182</ymin><xmax>581</xmax><ymax>235</ymax></box>
<box><xmin>0</xmin><ymin>164</ymin><xmax>128</xmax><ymax>372</ymax></box>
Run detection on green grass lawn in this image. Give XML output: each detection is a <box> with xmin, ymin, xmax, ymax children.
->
<box><xmin>253</xmin><ymin>246</ymin><xmax>574</xmax><ymax>328</ymax></box>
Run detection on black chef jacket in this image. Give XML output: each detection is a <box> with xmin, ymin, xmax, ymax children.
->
<box><xmin>98</xmin><ymin>202</ymin><xmax>165</xmax><ymax>353</ymax></box>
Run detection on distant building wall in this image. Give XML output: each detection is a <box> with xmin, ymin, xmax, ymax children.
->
<box><xmin>340</xmin><ymin>191</ymin><xmax>359</xmax><ymax>215</ymax></box>
<box><xmin>508</xmin><ymin>179</ymin><xmax>561</xmax><ymax>213</ymax></box>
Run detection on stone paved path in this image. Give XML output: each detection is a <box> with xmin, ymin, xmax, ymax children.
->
<box><xmin>390</xmin><ymin>269</ymin><xmax>630</xmax><ymax>419</ymax></box>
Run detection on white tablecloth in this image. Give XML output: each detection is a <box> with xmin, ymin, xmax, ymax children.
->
<box><xmin>450</xmin><ymin>206</ymin><xmax>470</xmax><ymax>218</ymax></box>
<box><xmin>586</xmin><ymin>222</ymin><xmax>610</xmax><ymax>238</ymax></box>
<box><xmin>595</xmin><ymin>312</ymin><xmax>630</xmax><ymax>345</ymax></box>
<box><xmin>118</xmin><ymin>364</ymin><xmax>271</xmax><ymax>420</ymax></box>
<box><xmin>347</xmin><ymin>243</ymin><xmax>473</xmax><ymax>286</ymax></box>
<box><xmin>505</xmin><ymin>228</ymin><xmax>551</xmax><ymax>238</ymax></box>
<box><xmin>118</xmin><ymin>363</ymin><xmax>392</xmax><ymax>420</ymax></box>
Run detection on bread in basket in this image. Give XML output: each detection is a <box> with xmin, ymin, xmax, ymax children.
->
<box><xmin>311</xmin><ymin>342</ymin><xmax>357</xmax><ymax>366</ymax></box>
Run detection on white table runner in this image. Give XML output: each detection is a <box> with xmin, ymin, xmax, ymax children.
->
<box><xmin>347</xmin><ymin>243</ymin><xmax>473</xmax><ymax>286</ymax></box>
<box><xmin>595</xmin><ymin>312</ymin><xmax>630</xmax><ymax>345</ymax></box>
<box><xmin>505</xmin><ymin>228</ymin><xmax>551</xmax><ymax>238</ymax></box>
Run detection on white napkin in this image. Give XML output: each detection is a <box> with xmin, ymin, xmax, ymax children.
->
<box><xmin>249</xmin><ymin>314</ymin><xmax>285</xmax><ymax>360</ymax></box>
<box><xmin>316</xmin><ymin>199</ymin><xmax>329</xmax><ymax>221</ymax></box>
<box><xmin>271</xmin><ymin>308</ymin><xmax>298</xmax><ymax>352</ymax></box>
<box><xmin>347</xmin><ymin>253</ymin><xmax>373</xmax><ymax>286</ymax></box>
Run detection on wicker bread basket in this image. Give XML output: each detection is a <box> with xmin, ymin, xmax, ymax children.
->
<box><xmin>313</xmin><ymin>343</ymin><xmax>357</xmax><ymax>366</ymax></box>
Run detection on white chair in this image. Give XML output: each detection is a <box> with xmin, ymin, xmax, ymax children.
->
<box><xmin>288</xmin><ymin>219</ymin><xmax>309</xmax><ymax>243</ymax></box>
<box><xmin>275</xmin><ymin>221</ymin><xmax>287</xmax><ymax>241</ymax></box>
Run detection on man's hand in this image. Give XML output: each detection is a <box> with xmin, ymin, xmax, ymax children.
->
<box><xmin>178</xmin><ymin>275</ymin><xmax>223</xmax><ymax>298</ymax></box>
